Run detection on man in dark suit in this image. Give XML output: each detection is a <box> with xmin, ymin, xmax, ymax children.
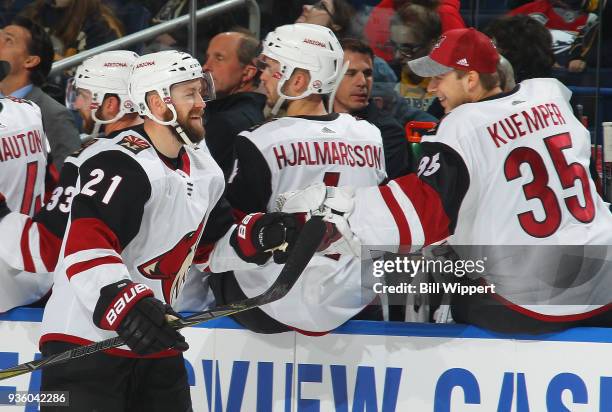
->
<box><xmin>0</xmin><ymin>16</ymin><xmax>80</xmax><ymax>171</ymax></box>
<box><xmin>202</xmin><ymin>29</ymin><xmax>266</xmax><ymax>180</ymax></box>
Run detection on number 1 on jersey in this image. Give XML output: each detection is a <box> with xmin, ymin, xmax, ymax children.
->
<box><xmin>20</xmin><ymin>161</ymin><xmax>41</xmax><ymax>215</ymax></box>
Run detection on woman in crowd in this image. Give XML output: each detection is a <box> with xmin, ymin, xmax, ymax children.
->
<box><xmin>21</xmin><ymin>0</ymin><xmax>123</xmax><ymax>60</ymax></box>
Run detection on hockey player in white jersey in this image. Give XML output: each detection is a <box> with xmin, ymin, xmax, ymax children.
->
<box><xmin>68</xmin><ymin>50</ymin><xmax>143</xmax><ymax>139</ymax></box>
<box><xmin>38</xmin><ymin>50</ymin><xmax>299</xmax><ymax>411</ymax></box>
<box><xmin>281</xmin><ymin>28</ymin><xmax>612</xmax><ymax>334</ymax></box>
<box><xmin>0</xmin><ymin>51</ymin><xmax>143</xmax><ymax>312</ymax></box>
<box><xmin>218</xmin><ymin>23</ymin><xmax>387</xmax><ymax>334</ymax></box>
<box><xmin>0</xmin><ymin>82</ymin><xmax>47</xmax><ymax>214</ymax></box>
<box><xmin>0</xmin><ymin>60</ymin><xmax>50</xmax><ymax>311</ymax></box>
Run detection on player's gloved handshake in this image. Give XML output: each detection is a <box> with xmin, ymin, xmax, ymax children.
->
<box><xmin>93</xmin><ymin>280</ymin><xmax>188</xmax><ymax>355</ymax></box>
<box><xmin>0</xmin><ymin>192</ymin><xmax>9</xmax><ymax>220</ymax></box>
<box><xmin>230</xmin><ymin>212</ymin><xmax>300</xmax><ymax>265</ymax></box>
<box><xmin>276</xmin><ymin>183</ymin><xmax>361</xmax><ymax>257</ymax></box>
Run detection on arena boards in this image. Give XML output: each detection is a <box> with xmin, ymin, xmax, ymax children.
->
<box><xmin>1</xmin><ymin>308</ymin><xmax>612</xmax><ymax>411</ymax></box>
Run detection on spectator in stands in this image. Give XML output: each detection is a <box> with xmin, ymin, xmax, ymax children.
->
<box><xmin>484</xmin><ymin>14</ymin><xmax>555</xmax><ymax>82</ymax></box>
<box><xmin>390</xmin><ymin>4</ymin><xmax>441</xmax><ymax>111</ymax></box>
<box><xmin>21</xmin><ymin>0</ymin><xmax>123</xmax><ymax>60</ymax></box>
<box><xmin>364</xmin><ymin>0</ymin><xmax>465</xmax><ymax>62</ymax></box>
<box><xmin>509</xmin><ymin>0</ymin><xmax>594</xmax><ymax>32</ymax></box>
<box><xmin>295</xmin><ymin>0</ymin><xmax>356</xmax><ymax>38</ymax></box>
<box><xmin>567</xmin><ymin>0</ymin><xmax>611</xmax><ymax>72</ymax></box>
<box><xmin>0</xmin><ymin>0</ymin><xmax>31</xmax><ymax>27</ymax></box>
<box><xmin>0</xmin><ymin>17</ymin><xmax>80</xmax><ymax>170</ymax></box>
<box><xmin>335</xmin><ymin>38</ymin><xmax>410</xmax><ymax>178</ymax></box>
<box><xmin>508</xmin><ymin>0</ymin><xmax>598</xmax><ymax>66</ymax></box>
<box><xmin>202</xmin><ymin>30</ymin><xmax>266</xmax><ymax>180</ymax></box>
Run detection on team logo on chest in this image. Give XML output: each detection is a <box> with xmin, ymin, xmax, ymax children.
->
<box><xmin>137</xmin><ymin>221</ymin><xmax>205</xmax><ymax>303</ymax></box>
<box><xmin>118</xmin><ymin>135</ymin><xmax>150</xmax><ymax>154</ymax></box>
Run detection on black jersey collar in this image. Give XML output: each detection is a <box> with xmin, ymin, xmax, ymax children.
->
<box><xmin>479</xmin><ymin>84</ymin><xmax>521</xmax><ymax>103</ymax></box>
<box><xmin>291</xmin><ymin>113</ymin><xmax>340</xmax><ymax>121</ymax></box>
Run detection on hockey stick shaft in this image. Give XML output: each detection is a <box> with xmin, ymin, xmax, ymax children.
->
<box><xmin>0</xmin><ymin>217</ymin><xmax>326</xmax><ymax>381</ymax></box>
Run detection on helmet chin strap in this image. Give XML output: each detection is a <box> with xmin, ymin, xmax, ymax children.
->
<box><xmin>327</xmin><ymin>60</ymin><xmax>350</xmax><ymax>113</ymax></box>
<box><xmin>173</xmin><ymin>122</ymin><xmax>195</xmax><ymax>147</ymax></box>
<box><xmin>270</xmin><ymin>96</ymin><xmax>285</xmax><ymax>116</ymax></box>
<box><xmin>89</xmin><ymin>121</ymin><xmax>102</xmax><ymax>139</ymax></box>
<box><xmin>144</xmin><ymin>97</ymin><xmax>197</xmax><ymax>147</ymax></box>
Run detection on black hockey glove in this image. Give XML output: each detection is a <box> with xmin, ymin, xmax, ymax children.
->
<box><xmin>0</xmin><ymin>193</ymin><xmax>9</xmax><ymax>220</ymax></box>
<box><xmin>93</xmin><ymin>280</ymin><xmax>189</xmax><ymax>355</ymax></box>
<box><xmin>230</xmin><ymin>212</ymin><xmax>301</xmax><ymax>265</ymax></box>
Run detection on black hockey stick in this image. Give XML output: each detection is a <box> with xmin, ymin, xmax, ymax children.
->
<box><xmin>0</xmin><ymin>216</ymin><xmax>326</xmax><ymax>381</ymax></box>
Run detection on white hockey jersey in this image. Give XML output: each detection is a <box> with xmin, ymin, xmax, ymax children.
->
<box><xmin>41</xmin><ymin>126</ymin><xmax>250</xmax><ymax>356</ymax></box>
<box><xmin>349</xmin><ymin>78</ymin><xmax>612</xmax><ymax>316</ymax></box>
<box><xmin>0</xmin><ymin>96</ymin><xmax>47</xmax><ymax>214</ymax></box>
<box><xmin>226</xmin><ymin>113</ymin><xmax>387</xmax><ymax>332</ymax></box>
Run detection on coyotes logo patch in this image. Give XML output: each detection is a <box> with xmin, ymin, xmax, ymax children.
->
<box><xmin>138</xmin><ymin>221</ymin><xmax>205</xmax><ymax>303</ymax></box>
<box><xmin>119</xmin><ymin>135</ymin><xmax>150</xmax><ymax>154</ymax></box>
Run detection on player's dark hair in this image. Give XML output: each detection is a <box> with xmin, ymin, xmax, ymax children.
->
<box><xmin>10</xmin><ymin>16</ymin><xmax>54</xmax><ymax>87</ymax></box>
<box><xmin>340</xmin><ymin>38</ymin><xmax>374</xmax><ymax>61</ymax></box>
<box><xmin>455</xmin><ymin>69</ymin><xmax>500</xmax><ymax>91</ymax></box>
<box><xmin>483</xmin><ymin>14</ymin><xmax>554</xmax><ymax>83</ymax></box>
<box><xmin>329</xmin><ymin>0</ymin><xmax>356</xmax><ymax>39</ymax></box>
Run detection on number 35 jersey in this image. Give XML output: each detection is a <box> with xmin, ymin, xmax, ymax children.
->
<box><xmin>41</xmin><ymin>126</ymin><xmax>232</xmax><ymax>352</ymax></box>
<box><xmin>349</xmin><ymin>78</ymin><xmax>612</xmax><ymax>314</ymax></box>
<box><xmin>431</xmin><ymin>78</ymin><xmax>611</xmax><ymax>246</ymax></box>
<box><xmin>0</xmin><ymin>97</ymin><xmax>47</xmax><ymax>215</ymax></box>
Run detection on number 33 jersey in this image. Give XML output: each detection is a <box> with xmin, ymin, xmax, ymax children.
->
<box><xmin>41</xmin><ymin>126</ymin><xmax>230</xmax><ymax>351</ymax></box>
<box><xmin>349</xmin><ymin>78</ymin><xmax>612</xmax><ymax>314</ymax></box>
<box><xmin>0</xmin><ymin>97</ymin><xmax>47</xmax><ymax>215</ymax></box>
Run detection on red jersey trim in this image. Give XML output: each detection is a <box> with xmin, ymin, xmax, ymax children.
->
<box><xmin>20</xmin><ymin>219</ymin><xmax>35</xmax><ymax>272</ymax></box>
<box><xmin>65</xmin><ymin>217</ymin><xmax>122</xmax><ymax>257</ymax></box>
<box><xmin>488</xmin><ymin>279</ymin><xmax>612</xmax><ymax>322</ymax></box>
<box><xmin>379</xmin><ymin>186</ymin><xmax>412</xmax><ymax>249</ymax></box>
<box><xmin>290</xmin><ymin>326</ymin><xmax>330</xmax><ymax>337</ymax></box>
<box><xmin>393</xmin><ymin>175</ymin><xmax>450</xmax><ymax>245</ymax></box>
<box><xmin>231</xmin><ymin>208</ymin><xmax>248</xmax><ymax>222</ymax></box>
<box><xmin>66</xmin><ymin>255</ymin><xmax>123</xmax><ymax>280</ymax></box>
<box><xmin>181</xmin><ymin>150</ymin><xmax>191</xmax><ymax>175</ymax></box>
<box><xmin>37</xmin><ymin>223</ymin><xmax>62</xmax><ymax>272</ymax></box>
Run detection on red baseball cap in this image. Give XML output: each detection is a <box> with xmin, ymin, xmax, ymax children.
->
<box><xmin>408</xmin><ymin>28</ymin><xmax>500</xmax><ymax>77</ymax></box>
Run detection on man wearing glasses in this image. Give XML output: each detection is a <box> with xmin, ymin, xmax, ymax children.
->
<box><xmin>389</xmin><ymin>4</ymin><xmax>442</xmax><ymax>112</ymax></box>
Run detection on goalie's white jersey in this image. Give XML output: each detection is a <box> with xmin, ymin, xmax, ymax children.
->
<box><xmin>0</xmin><ymin>97</ymin><xmax>47</xmax><ymax>215</ymax></box>
<box><xmin>227</xmin><ymin>113</ymin><xmax>386</xmax><ymax>332</ymax></box>
<box><xmin>440</xmin><ymin>78</ymin><xmax>610</xmax><ymax>247</ymax></box>
<box><xmin>349</xmin><ymin>78</ymin><xmax>612</xmax><ymax>316</ymax></box>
